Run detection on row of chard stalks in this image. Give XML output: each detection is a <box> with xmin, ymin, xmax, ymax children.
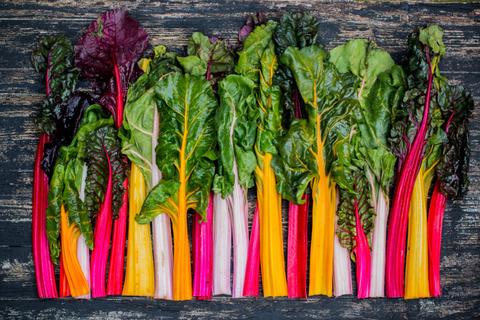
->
<box><xmin>32</xmin><ymin>9</ymin><xmax>473</xmax><ymax>300</ymax></box>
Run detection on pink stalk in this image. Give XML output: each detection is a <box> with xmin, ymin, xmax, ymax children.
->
<box><xmin>90</xmin><ymin>150</ymin><xmax>113</xmax><ymax>298</ymax></box>
<box><xmin>333</xmin><ymin>223</ymin><xmax>353</xmax><ymax>296</ymax></box>
<box><xmin>229</xmin><ymin>167</ymin><xmax>249</xmax><ymax>298</ymax></box>
<box><xmin>427</xmin><ymin>182</ymin><xmax>447</xmax><ymax>297</ymax></box>
<box><xmin>32</xmin><ymin>133</ymin><xmax>58</xmax><ymax>298</ymax></box>
<box><xmin>192</xmin><ymin>193</ymin><xmax>214</xmax><ymax>300</ymax></box>
<box><xmin>107</xmin><ymin>179</ymin><xmax>128</xmax><ymax>295</ymax></box>
<box><xmin>243</xmin><ymin>204</ymin><xmax>260</xmax><ymax>297</ymax></box>
<box><xmin>212</xmin><ymin>193</ymin><xmax>232</xmax><ymax>295</ymax></box>
<box><xmin>354</xmin><ymin>199</ymin><xmax>371</xmax><ymax>299</ymax></box>
<box><xmin>386</xmin><ymin>49</ymin><xmax>433</xmax><ymax>298</ymax></box>
<box><xmin>287</xmin><ymin>195</ymin><xmax>309</xmax><ymax>298</ymax></box>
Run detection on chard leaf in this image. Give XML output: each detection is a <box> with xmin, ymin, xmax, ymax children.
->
<box><xmin>32</xmin><ymin>35</ymin><xmax>79</xmax><ymax>133</ymax></box>
<box><xmin>214</xmin><ymin>75</ymin><xmax>258</xmax><ymax>197</ymax></box>
<box><xmin>85</xmin><ymin>126</ymin><xmax>128</xmax><ymax>220</ymax></box>
<box><xmin>436</xmin><ymin>84</ymin><xmax>473</xmax><ymax>198</ymax></box>
<box><xmin>46</xmin><ymin>104</ymin><xmax>114</xmax><ymax>257</ymax></box>
<box><xmin>238</xmin><ymin>13</ymin><xmax>267</xmax><ymax>43</ymax></box>
<box><xmin>273</xmin><ymin>45</ymin><xmax>357</xmax><ymax>201</ymax></box>
<box><xmin>121</xmin><ymin>46</ymin><xmax>180</xmax><ymax>189</ymax></box>
<box><xmin>273</xmin><ymin>12</ymin><xmax>319</xmax><ymax>128</ymax></box>
<box><xmin>137</xmin><ymin>73</ymin><xmax>217</xmax><ymax>223</ymax></box>
<box><xmin>177</xmin><ymin>32</ymin><xmax>234</xmax><ymax>81</ymax></box>
<box><xmin>75</xmin><ymin>9</ymin><xmax>148</xmax><ymax>126</ymax></box>
<box><xmin>46</xmin><ymin>162</ymin><xmax>65</xmax><ymax>263</ymax></box>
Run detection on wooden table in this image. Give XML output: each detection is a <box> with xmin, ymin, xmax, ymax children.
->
<box><xmin>0</xmin><ymin>1</ymin><xmax>478</xmax><ymax>319</ymax></box>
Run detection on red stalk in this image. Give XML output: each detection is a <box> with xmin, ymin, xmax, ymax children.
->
<box><xmin>192</xmin><ymin>193</ymin><xmax>214</xmax><ymax>300</ymax></box>
<box><xmin>32</xmin><ymin>131</ymin><xmax>57</xmax><ymax>298</ymax></box>
<box><xmin>386</xmin><ymin>48</ymin><xmax>433</xmax><ymax>298</ymax></box>
<box><xmin>59</xmin><ymin>259</ymin><xmax>69</xmax><ymax>297</ymax></box>
<box><xmin>105</xmin><ymin>61</ymin><xmax>128</xmax><ymax>295</ymax></box>
<box><xmin>106</xmin><ymin>179</ymin><xmax>128</xmax><ymax>295</ymax></box>
<box><xmin>427</xmin><ymin>182</ymin><xmax>447</xmax><ymax>297</ymax></box>
<box><xmin>354</xmin><ymin>198</ymin><xmax>371</xmax><ymax>299</ymax></box>
<box><xmin>90</xmin><ymin>148</ymin><xmax>113</xmax><ymax>298</ymax></box>
<box><xmin>243</xmin><ymin>204</ymin><xmax>260</xmax><ymax>297</ymax></box>
<box><xmin>287</xmin><ymin>194</ymin><xmax>309</xmax><ymax>299</ymax></box>
<box><xmin>427</xmin><ymin>112</ymin><xmax>454</xmax><ymax>297</ymax></box>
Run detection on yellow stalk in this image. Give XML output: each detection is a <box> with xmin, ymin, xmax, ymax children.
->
<box><xmin>171</xmin><ymin>94</ymin><xmax>192</xmax><ymax>301</ymax></box>
<box><xmin>60</xmin><ymin>205</ymin><xmax>89</xmax><ymax>297</ymax></box>
<box><xmin>123</xmin><ymin>164</ymin><xmax>155</xmax><ymax>296</ymax></box>
<box><xmin>309</xmin><ymin>112</ymin><xmax>336</xmax><ymax>297</ymax></box>
<box><xmin>404</xmin><ymin>166</ymin><xmax>430</xmax><ymax>299</ymax></box>
<box><xmin>256</xmin><ymin>153</ymin><xmax>287</xmax><ymax>297</ymax></box>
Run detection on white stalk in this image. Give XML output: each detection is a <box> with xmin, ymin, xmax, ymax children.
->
<box><xmin>212</xmin><ymin>193</ymin><xmax>232</xmax><ymax>295</ymax></box>
<box><xmin>151</xmin><ymin>106</ymin><xmax>173</xmax><ymax>299</ymax></box>
<box><xmin>76</xmin><ymin>163</ymin><xmax>90</xmax><ymax>299</ymax></box>
<box><xmin>333</xmin><ymin>190</ymin><xmax>352</xmax><ymax>296</ymax></box>
<box><xmin>370</xmin><ymin>189</ymin><xmax>389</xmax><ymax>297</ymax></box>
<box><xmin>229</xmin><ymin>161</ymin><xmax>249</xmax><ymax>298</ymax></box>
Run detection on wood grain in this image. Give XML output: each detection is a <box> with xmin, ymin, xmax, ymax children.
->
<box><xmin>0</xmin><ymin>1</ymin><xmax>478</xmax><ymax>319</ymax></box>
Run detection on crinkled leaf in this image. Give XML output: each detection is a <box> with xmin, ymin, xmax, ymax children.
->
<box><xmin>32</xmin><ymin>35</ymin><xmax>79</xmax><ymax>133</ymax></box>
<box><xmin>273</xmin><ymin>12</ymin><xmax>319</xmax><ymax>127</ymax></box>
<box><xmin>177</xmin><ymin>32</ymin><xmax>234</xmax><ymax>81</ymax></box>
<box><xmin>41</xmin><ymin>93</ymin><xmax>92</xmax><ymax>178</ymax></box>
<box><xmin>121</xmin><ymin>45</ymin><xmax>180</xmax><ymax>189</ymax></box>
<box><xmin>75</xmin><ymin>9</ymin><xmax>148</xmax><ymax>125</ymax></box>
<box><xmin>137</xmin><ymin>73</ymin><xmax>217</xmax><ymax>223</ymax></box>
<box><xmin>214</xmin><ymin>74</ymin><xmax>258</xmax><ymax>197</ymax></box>
<box><xmin>46</xmin><ymin>162</ymin><xmax>65</xmax><ymax>263</ymax></box>
<box><xmin>85</xmin><ymin>126</ymin><xmax>128</xmax><ymax>220</ymax></box>
<box><xmin>436</xmin><ymin>84</ymin><xmax>473</xmax><ymax>198</ymax></box>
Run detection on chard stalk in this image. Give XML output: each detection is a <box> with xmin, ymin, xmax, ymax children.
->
<box><xmin>213</xmin><ymin>193</ymin><xmax>232</xmax><ymax>295</ymax></box>
<box><xmin>32</xmin><ymin>133</ymin><xmax>58</xmax><ymax>298</ymax></box>
<box><xmin>354</xmin><ymin>198</ymin><xmax>371</xmax><ymax>299</ymax></box>
<box><xmin>333</xmin><ymin>228</ymin><xmax>353</xmax><ymax>296</ymax></box>
<box><xmin>243</xmin><ymin>204</ymin><xmax>260</xmax><ymax>297</ymax></box>
<box><xmin>151</xmin><ymin>106</ymin><xmax>173</xmax><ymax>299</ymax></box>
<box><xmin>76</xmin><ymin>163</ymin><xmax>90</xmax><ymax>299</ymax></box>
<box><xmin>192</xmin><ymin>194</ymin><xmax>214</xmax><ymax>300</ymax></box>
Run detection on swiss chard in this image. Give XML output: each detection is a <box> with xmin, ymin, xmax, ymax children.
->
<box><xmin>32</xmin><ymin>34</ymin><xmax>79</xmax><ymax>299</ymax></box>
<box><xmin>387</xmin><ymin>25</ymin><xmax>446</xmax><ymax>298</ymax></box>
<box><xmin>136</xmin><ymin>72</ymin><xmax>217</xmax><ymax>301</ymax></box>
<box><xmin>329</xmin><ymin>39</ymin><xmax>404</xmax><ymax>297</ymax></box>
<box><xmin>272</xmin><ymin>12</ymin><xmax>318</xmax><ymax>298</ymax></box>
<box><xmin>75</xmin><ymin>9</ymin><xmax>148</xmax><ymax>295</ymax></box>
<box><xmin>121</xmin><ymin>46</ymin><xmax>179</xmax><ymax>298</ymax></box>
<box><xmin>428</xmin><ymin>83</ymin><xmax>473</xmax><ymax>297</ymax></box>
<box><xmin>237</xmin><ymin>21</ymin><xmax>288</xmax><ymax>297</ymax></box>
<box><xmin>275</xmin><ymin>45</ymin><xmax>356</xmax><ymax>297</ymax></box>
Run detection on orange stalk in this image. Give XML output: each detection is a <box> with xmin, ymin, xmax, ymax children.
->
<box><xmin>60</xmin><ymin>206</ymin><xmax>89</xmax><ymax>297</ymax></box>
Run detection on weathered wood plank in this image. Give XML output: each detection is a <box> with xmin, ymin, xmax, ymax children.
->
<box><xmin>0</xmin><ymin>0</ymin><xmax>478</xmax><ymax>319</ymax></box>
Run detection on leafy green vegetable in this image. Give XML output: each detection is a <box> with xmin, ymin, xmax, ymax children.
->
<box><xmin>46</xmin><ymin>104</ymin><xmax>113</xmax><ymax>262</ymax></box>
<box><xmin>121</xmin><ymin>45</ymin><xmax>180</xmax><ymax>189</ymax></box>
<box><xmin>213</xmin><ymin>75</ymin><xmax>257</xmax><ymax>197</ymax></box>
<box><xmin>136</xmin><ymin>72</ymin><xmax>217</xmax><ymax>223</ymax></box>
<box><xmin>85</xmin><ymin>126</ymin><xmax>128</xmax><ymax>220</ymax></box>
<box><xmin>177</xmin><ymin>32</ymin><xmax>234</xmax><ymax>82</ymax></box>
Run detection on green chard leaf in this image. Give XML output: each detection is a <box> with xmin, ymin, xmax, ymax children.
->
<box><xmin>214</xmin><ymin>75</ymin><xmax>258</xmax><ymax>197</ymax></box>
<box><xmin>273</xmin><ymin>12</ymin><xmax>319</xmax><ymax>127</ymax></box>
<box><xmin>137</xmin><ymin>72</ymin><xmax>217</xmax><ymax>223</ymax></box>
<box><xmin>121</xmin><ymin>45</ymin><xmax>180</xmax><ymax>189</ymax></box>
<box><xmin>435</xmin><ymin>84</ymin><xmax>473</xmax><ymax>198</ymax></box>
<box><xmin>85</xmin><ymin>126</ymin><xmax>128</xmax><ymax>220</ymax></box>
<box><xmin>32</xmin><ymin>35</ymin><xmax>79</xmax><ymax>133</ymax></box>
<box><xmin>272</xmin><ymin>45</ymin><xmax>358</xmax><ymax>203</ymax></box>
<box><xmin>177</xmin><ymin>32</ymin><xmax>234</xmax><ymax>82</ymax></box>
<box><xmin>46</xmin><ymin>104</ymin><xmax>114</xmax><ymax>258</ymax></box>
